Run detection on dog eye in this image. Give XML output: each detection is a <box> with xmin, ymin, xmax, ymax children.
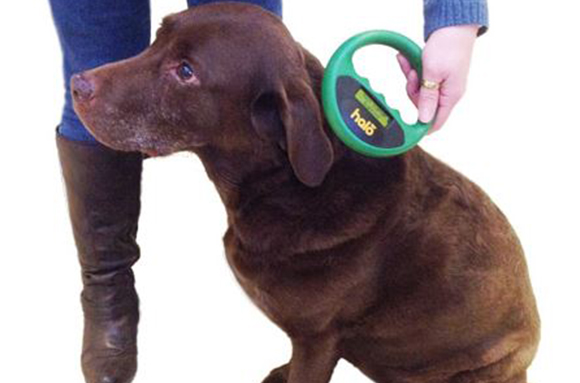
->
<box><xmin>177</xmin><ymin>62</ymin><xmax>195</xmax><ymax>81</ymax></box>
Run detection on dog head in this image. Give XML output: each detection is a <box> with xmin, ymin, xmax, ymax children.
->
<box><xmin>72</xmin><ymin>3</ymin><xmax>334</xmax><ymax>187</ymax></box>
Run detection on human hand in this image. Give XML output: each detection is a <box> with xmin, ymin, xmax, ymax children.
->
<box><xmin>397</xmin><ymin>25</ymin><xmax>479</xmax><ymax>133</ymax></box>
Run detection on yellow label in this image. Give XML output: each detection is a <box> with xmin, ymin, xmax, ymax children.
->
<box><xmin>355</xmin><ymin>89</ymin><xmax>389</xmax><ymax>127</ymax></box>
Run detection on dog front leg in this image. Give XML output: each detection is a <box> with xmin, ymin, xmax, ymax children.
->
<box><xmin>262</xmin><ymin>335</ymin><xmax>338</xmax><ymax>383</ymax></box>
<box><xmin>286</xmin><ymin>335</ymin><xmax>339</xmax><ymax>383</ymax></box>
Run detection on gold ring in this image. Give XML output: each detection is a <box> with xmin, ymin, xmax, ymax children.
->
<box><xmin>421</xmin><ymin>79</ymin><xmax>441</xmax><ymax>91</ymax></box>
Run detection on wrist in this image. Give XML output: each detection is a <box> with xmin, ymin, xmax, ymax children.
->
<box><xmin>427</xmin><ymin>25</ymin><xmax>479</xmax><ymax>45</ymax></box>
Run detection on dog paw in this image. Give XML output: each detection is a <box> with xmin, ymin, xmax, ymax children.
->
<box><xmin>261</xmin><ymin>364</ymin><xmax>289</xmax><ymax>383</ymax></box>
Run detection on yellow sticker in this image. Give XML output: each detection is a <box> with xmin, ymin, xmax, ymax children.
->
<box><xmin>355</xmin><ymin>89</ymin><xmax>389</xmax><ymax>127</ymax></box>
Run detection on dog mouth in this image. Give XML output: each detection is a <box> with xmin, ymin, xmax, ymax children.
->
<box><xmin>73</xmin><ymin>104</ymin><xmax>155</xmax><ymax>155</ymax></box>
<box><xmin>141</xmin><ymin>147</ymin><xmax>162</xmax><ymax>157</ymax></box>
<box><xmin>73</xmin><ymin>93</ymin><xmax>201</xmax><ymax>158</ymax></box>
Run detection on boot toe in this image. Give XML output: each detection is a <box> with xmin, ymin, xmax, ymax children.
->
<box><xmin>83</xmin><ymin>354</ymin><xmax>137</xmax><ymax>383</ymax></box>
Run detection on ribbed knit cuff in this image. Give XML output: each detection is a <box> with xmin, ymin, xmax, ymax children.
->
<box><xmin>424</xmin><ymin>0</ymin><xmax>489</xmax><ymax>41</ymax></box>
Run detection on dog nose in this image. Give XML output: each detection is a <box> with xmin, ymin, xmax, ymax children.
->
<box><xmin>71</xmin><ymin>73</ymin><xmax>95</xmax><ymax>102</ymax></box>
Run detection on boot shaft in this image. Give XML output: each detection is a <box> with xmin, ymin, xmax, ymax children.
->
<box><xmin>56</xmin><ymin>133</ymin><xmax>143</xmax><ymax>274</ymax></box>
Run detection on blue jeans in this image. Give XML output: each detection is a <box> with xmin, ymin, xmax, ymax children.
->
<box><xmin>49</xmin><ymin>0</ymin><xmax>282</xmax><ymax>142</ymax></box>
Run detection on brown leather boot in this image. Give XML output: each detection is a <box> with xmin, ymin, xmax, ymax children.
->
<box><xmin>56</xmin><ymin>131</ymin><xmax>143</xmax><ymax>383</ymax></box>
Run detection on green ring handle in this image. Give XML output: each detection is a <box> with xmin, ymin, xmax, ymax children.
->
<box><xmin>322</xmin><ymin>30</ymin><xmax>432</xmax><ymax>157</ymax></box>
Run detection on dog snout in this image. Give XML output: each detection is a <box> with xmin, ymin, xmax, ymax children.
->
<box><xmin>71</xmin><ymin>73</ymin><xmax>95</xmax><ymax>103</ymax></box>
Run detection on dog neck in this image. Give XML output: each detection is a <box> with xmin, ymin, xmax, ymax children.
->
<box><xmin>196</xmin><ymin>138</ymin><xmax>412</xmax><ymax>259</ymax></box>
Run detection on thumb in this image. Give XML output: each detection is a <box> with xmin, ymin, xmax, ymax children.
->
<box><xmin>418</xmin><ymin>76</ymin><xmax>441</xmax><ymax>124</ymax></box>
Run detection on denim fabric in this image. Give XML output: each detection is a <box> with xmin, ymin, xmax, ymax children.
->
<box><xmin>49</xmin><ymin>0</ymin><xmax>283</xmax><ymax>142</ymax></box>
<box><xmin>193</xmin><ymin>0</ymin><xmax>281</xmax><ymax>16</ymax></box>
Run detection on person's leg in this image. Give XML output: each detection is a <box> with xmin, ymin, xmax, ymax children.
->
<box><xmin>187</xmin><ymin>0</ymin><xmax>282</xmax><ymax>18</ymax></box>
<box><xmin>49</xmin><ymin>1</ymin><xmax>150</xmax><ymax>382</ymax></box>
<box><xmin>50</xmin><ymin>0</ymin><xmax>151</xmax><ymax>142</ymax></box>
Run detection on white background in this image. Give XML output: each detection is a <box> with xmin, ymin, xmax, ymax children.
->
<box><xmin>0</xmin><ymin>1</ymin><xmax>578</xmax><ymax>382</ymax></box>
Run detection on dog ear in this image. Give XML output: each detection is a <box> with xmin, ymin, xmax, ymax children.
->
<box><xmin>251</xmin><ymin>78</ymin><xmax>334</xmax><ymax>187</ymax></box>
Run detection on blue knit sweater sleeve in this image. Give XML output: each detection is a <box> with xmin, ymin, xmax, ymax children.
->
<box><xmin>424</xmin><ymin>0</ymin><xmax>489</xmax><ymax>41</ymax></box>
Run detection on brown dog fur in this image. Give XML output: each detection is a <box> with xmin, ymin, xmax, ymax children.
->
<box><xmin>71</xmin><ymin>4</ymin><xmax>540</xmax><ymax>382</ymax></box>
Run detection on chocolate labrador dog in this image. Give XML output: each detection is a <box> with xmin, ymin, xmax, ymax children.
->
<box><xmin>70</xmin><ymin>3</ymin><xmax>540</xmax><ymax>383</ymax></box>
